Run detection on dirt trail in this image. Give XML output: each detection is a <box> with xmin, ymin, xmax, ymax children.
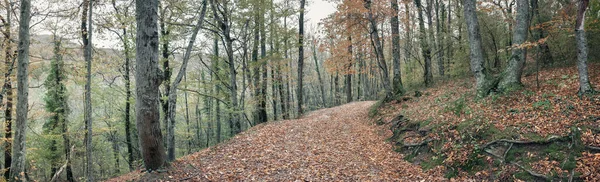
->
<box><xmin>108</xmin><ymin>101</ymin><xmax>441</xmax><ymax>181</ymax></box>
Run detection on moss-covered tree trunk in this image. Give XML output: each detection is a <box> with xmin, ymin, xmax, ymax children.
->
<box><xmin>498</xmin><ymin>0</ymin><xmax>529</xmax><ymax>91</ymax></box>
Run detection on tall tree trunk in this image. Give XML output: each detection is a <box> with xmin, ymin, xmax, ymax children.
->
<box><xmin>111</xmin><ymin>0</ymin><xmax>135</xmax><ymax>172</ymax></box>
<box><xmin>498</xmin><ymin>0</ymin><xmax>529</xmax><ymax>91</ymax></box>
<box><xmin>531</xmin><ymin>0</ymin><xmax>553</xmax><ymax>67</ymax></box>
<box><xmin>312</xmin><ymin>39</ymin><xmax>326</xmax><ymax>107</ymax></box>
<box><xmin>82</xmin><ymin>0</ymin><xmax>94</xmax><ymax>180</ymax></box>
<box><xmin>436</xmin><ymin>0</ymin><xmax>445</xmax><ymax>76</ymax></box>
<box><xmin>416</xmin><ymin>0</ymin><xmax>433</xmax><ymax>86</ymax></box>
<box><xmin>160</xmin><ymin>6</ymin><xmax>171</xmax><ymax>149</ymax></box>
<box><xmin>122</xmin><ymin>27</ymin><xmax>134</xmax><ymax>172</ymax></box>
<box><xmin>282</xmin><ymin>8</ymin><xmax>290</xmax><ymax>119</ymax></box>
<box><xmin>10</xmin><ymin>0</ymin><xmax>31</xmax><ymax>178</ymax></box>
<box><xmin>297</xmin><ymin>0</ymin><xmax>306</xmax><ymax>116</ymax></box>
<box><xmin>464</xmin><ymin>0</ymin><xmax>493</xmax><ymax>97</ymax></box>
<box><xmin>166</xmin><ymin>0</ymin><xmax>207</xmax><ymax>162</ymax></box>
<box><xmin>259</xmin><ymin>0</ymin><xmax>268</xmax><ymax>123</ymax></box>
<box><xmin>3</xmin><ymin>1</ymin><xmax>13</xmax><ymax>178</ymax></box>
<box><xmin>212</xmin><ymin>35</ymin><xmax>222</xmax><ymax>143</ymax></box>
<box><xmin>184</xmin><ymin>75</ymin><xmax>191</xmax><ymax>154</ymax></box>
<box><xmin>575</xmin><ymin>0</ymin><xmax>593</xmax><ymax>94</ymax></box>
<box><xmin>391</xmin><ymin>0</ymin><xmax>405</xmax><ymax>95</ymax></box>
<box><xmin>365</xmin><ymin>0</ymin><xmax>392</xmax><ymax>99</ymax></box>
<box><xmin>269</xmin><ymin>2</ymin><xmax>278</xmax><ymax>120</ymax></box>
<box><xmin>135</xmin><ymin>0</ymin><xmax>166</xmax><ymax>171</ymax></box>
<box><xmin>345</xmin><ymin>36</ymin><xmax>353</xmax><ymax>103</ymax></box>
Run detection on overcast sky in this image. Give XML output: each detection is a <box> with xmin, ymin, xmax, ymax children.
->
<box><xmin>305</xmin><ymin>0</ymin><xmax>337</xmax><ymax>33</ymax></box>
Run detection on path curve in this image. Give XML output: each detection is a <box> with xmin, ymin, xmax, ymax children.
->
<box><xmin>109</xmin><ymin>101</ymin><xmax>442</xmax><ymax>181</ymax></box>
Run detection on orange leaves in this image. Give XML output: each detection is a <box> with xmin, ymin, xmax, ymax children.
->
<box><xmin>108</xmin><ymin>102</ymin><xmax>437</xmax><ymax>181</ymax></box>
<box><xmin>577</xmin><ymin>152</ymin><xmax>600</xmax><ymax>181</ymax></box>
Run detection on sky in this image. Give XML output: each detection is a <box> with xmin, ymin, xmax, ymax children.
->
<box><xmin>305</xmin><ymin>0</ymin><xmax>337</xmax><ymax>34</ymax></box>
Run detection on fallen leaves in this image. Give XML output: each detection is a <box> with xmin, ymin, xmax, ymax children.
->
<box><xmin>107</xmin><ymin>102</ymin><xmax>443</xmax><ymax>181</ymax></box>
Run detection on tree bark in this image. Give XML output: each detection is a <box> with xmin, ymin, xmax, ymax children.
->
<box><xmin>312</xmin><ymin>39</ymin><xmax>326</xmax><ymax>107</ymax></box>
<box><xmin>435</xmin><ymin>0</ymin><xmax>445</xmax><ymax>76</ymax></box>
<box><xmin>259</xmin><ymin>0</ymin><xmax>268</xmax><ymax>123</ymax></box>
<box><xmin>364</xmin><ymin>0</ymin><xmax>392</xmax><ymax>99</ymax></box>
<box><xmin>166</xmin><ymin>0</ymin><xmax>207</xmax><ymax>162</ymax></box>
<box><xmin>110</xmin><ymin>0</ymin><xmax>135</xmax><ymax>171</ymax></box>
<box><xmin>575</xmin><ymin>0</ymin><xmax>593</xmax><ymax>94</ymax></box>
<box><xmin>3</xmin><ymin>2</ymin><xmax>13</xmax><ymax>178</ymax></box>
<box><xmin>416</xmin><ymin>0</ymin><xmax>433</xmax><ymax>87</ymax></box>
<box><xmin>82</xmin><ymin>0</ymin><xmax>94</xmax><ymax>180</ymax></box>
<box><xmin>298</xmin><ymin>0</ymin><xmax>306</xmax><ymax>115</ymax></box>
<box><xmin>345</xmin><ymin>36</ymin><xmax>353</xmax><ymax>103</ymax></box>
<box><xmin>391</xmin><ymin>0</ymin><xmax>405</xmax><ymax>95</ymax></box>
<box><xmin>531</xmin><ymin>0</ymin><xmax>553</xmax><ymax>67</ymax></box>
<box><xmin>135</xmin><ymin>0</ymin><xmax>166</xmax><ymax>171</ymax></box>
<box><xmin>498</xmin><ymin>0</ymin><xmax>528</xmax><ymax>91</ymax></box>
<box><xmin>10</xmin><ymin>0</ymin><xmax>30</xmax><ymax>180</ymax></box>
<box><xmin>464</xmin><ymin>0</ymin><xmax>493</xmax><ymax>97</ymax></box>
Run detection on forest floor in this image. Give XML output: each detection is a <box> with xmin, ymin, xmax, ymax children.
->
<box><xmin>107</xmin><ymin>63</ymin><xmax>600</xmax><ymax>182</ymax></box>
<box><xmin>376</xmin><ymin>63</ymin><xmax>600</xmax><ymax>181</ymax></box>
<box><xmin>106</xmin><ymin>101</ymin><xmax>444</xmax><ymax>181</ymax></box>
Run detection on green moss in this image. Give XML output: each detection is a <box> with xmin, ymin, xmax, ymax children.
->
<box><xmin>444</xmin><ymin>97</ymin><xmax>471</xmax><ymax>116</ymax></box>
<box><xmin>506</xmin><ymin>146</ymin><xmax>527</xmax><ymax>162</ymax></box>
<box><xmin>514</xmin><ymin>171</ymin><xmax>535</xmax><ymax>181</ymax></box>
<box><xmin>422</xmin><ymin>155</ymin><xmax>445</xmax><ymax>170</ymax></box>
<box><xmin>532</xmin><ymin>100</ymin><xmax>552</xmax><ymax>110</ymax></box>
<box><xmin>544</xmin><ymin>143</ymin><xmax>566</xmax><ymax>161</ymax></box>
<box><xmin>369</xmin><ymin>100</ymin><xmax>383</xmax><ymax>118</ymax></box>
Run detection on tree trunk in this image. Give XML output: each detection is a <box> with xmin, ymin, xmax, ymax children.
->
<box><xmin>282</xmin><ymin>9</ymin><xmax>290</xmax><ymax>119</ymax></box>
<box><xmin>166</xmin><ymin>0</ymin><xmax>207</xmax><ymax>162</ymax></box>
<box><xmin>160</xmin><ymin>6</ymin><xmax>171</xmax><ymax>150</ymax></box>
<box><xmin>365</xmin><ymin>0</ymin><xmax>392</xmax><ymax>99</ymax></box>
<box><xmin>312</xmin><ymin>39</ymin><xmax>326</xmax><ymax>107</ymax></box>
<box><xmin>122</xmin><ymin>26</ymin><xmax>134</xmax><ymax>172</ymax></box>
<box><xmin>82</xmin><ymin>0</ymin><xmax>94</xmax><ymax>180</ymax></box>
<box><xmin>531</xmin><ymin>0</ymin><xmax>553</xmax><ymax>67</ymax></box>
<box><xmin>464</xmin><ymin>0</ymin><xmax>493</xmax><ymax>97</ymax></box>
<box><xmin>9</xmin><ymin>0</ymin><xmax>30</xmax><ymax>178</ymax></box>
<box><xmin>391</xmin><ymin>0</ymin><xmax>405</xmax><ymax>95</ymax></box>
<box><xmin>416</xmin><ymin>0</ymin><xmax>433</xmax><ymax>87</ymax></box>
<box><xmin>111</xmin><ymin>0</ymin><xmax>135</xmax><ymax>172</ymax></box>
<box><xmin>297</xmin><ymin>0</ymin><xmax>306</xmax><ymax>116</ymax></box>
<box><xmin>575</xmin><ymin>0</ymin><xmax>593</xmax><ymax>94</ymax></box>
<box><xmin>345</xmin><ymin>36</ymin><xmax>353</xmax><ymax>103</ymax></box>
<box><xmin>259</xmin><ymin>0</ymin><xmax>268</xmax><ymax>123</ymax></box>
<box><xmin>135</xmin><ymin>0</ymin><xmax>166</xmax><ymax>171</ymax></box>
<box><xmin>435</xmin><ymin>0</ymin><xmax>445</xmax><ymax>76</ymax></box>
<box><xmin>498</xmin><ymin>0</ymin><xmax>528</xmax><ymax>91</ymax></box>
<box><xmin>3</xmin><ymin>2</ymin><xmax>13</xmax><ymax>178</ymax></box>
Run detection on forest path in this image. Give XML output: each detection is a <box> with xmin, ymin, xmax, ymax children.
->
<box><xmin>110</xmin><ymin>101</ymin><xmax>439</xmax><ymax>181</ymax></box>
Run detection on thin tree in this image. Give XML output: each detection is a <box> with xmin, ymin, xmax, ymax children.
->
<box><xmin>135</xmin><ymin>0</ymin><xmax>166</xmax><ymax>171</ymax></box>
<box><xmin>166</xmin><ymin>0</ymin><xmax>207</xmax><ymax>161</ymax></box>
<box><xmin>391</xmin><ymin>0</ymin><xmax>405</xmax><ymax>95</ymax></box>
<box><xmin>110</xmin><ymin>0</ymin><xmax>135</xmax><ymax>171</ymax></box>
<box><xmin>81</xmin><ymin>0</ymin><xmax>94</xmax><ymax>180</ymax></box>
<box><xmin>10</xmin><ymin>0</ymin><xmax>31</xmax><ymax>179</ymax></box>
<box><xmin>297</xmin><ymin>0</ymin><xmax>306</xmax><ymax>115</ymax></box>
<box><xmin>364</xmin><ymin>0</ymin><xmax>392</xmax><ymax>99</ymax></box>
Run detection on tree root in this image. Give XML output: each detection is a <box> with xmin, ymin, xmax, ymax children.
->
<box><xmin>481</xmin><ymin>135</ymin><xmax>567</xmax><ymax>149</ymax></box>
<box><xmin>402</xmin><ymin>139</ymin><xmax>433</xmax><ymax>147</ymax></box>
